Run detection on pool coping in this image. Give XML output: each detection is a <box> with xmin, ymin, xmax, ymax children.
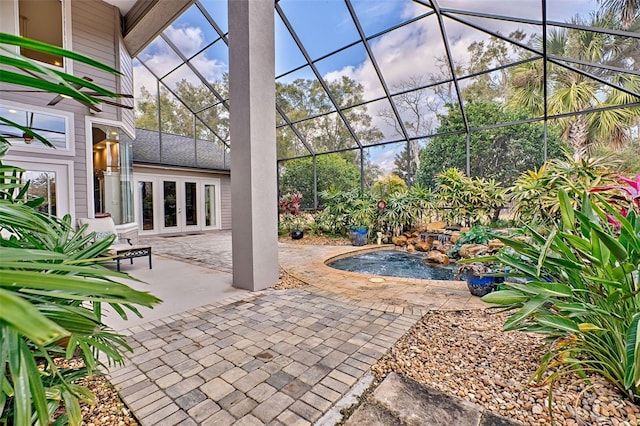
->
<box><xmin>278</xmin><ymin>243</ymin><xmax>488</xmax><ymax>312</ymax></box>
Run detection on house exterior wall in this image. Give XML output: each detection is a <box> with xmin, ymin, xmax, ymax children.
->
<box><xmin>0</xmin><ymin>0</ymin><xmax>132</xmax><ymax>223</ymax></box>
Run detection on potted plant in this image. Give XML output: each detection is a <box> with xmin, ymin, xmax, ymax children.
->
<box><xmin>346</xmin><ymin>198</ymin><xmax>375</xmax><ymax>246</ymax></box>
<box><xmin>279</xmin><ymin>192</ymin><xmax>304</xmax><ymax>239</ymax></box>
<box><xmin>457</xmin><ymin>261</ymin><xmax>503</xmax><ymax>297</ymax></box>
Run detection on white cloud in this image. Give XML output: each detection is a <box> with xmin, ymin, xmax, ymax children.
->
<box><xmin>374</xmin><ymin>146</ymin><xmax>399</xmax><ymax>175</ymax></box>
<box><xmin>164</xmin><ymin>26</ymin><xmax>204</xmax><ymax>57</ymax></box>
<box><xmin>134</xmin><ymin>24</ymin><xmax>229</xmax><ymax>107</ymax></box>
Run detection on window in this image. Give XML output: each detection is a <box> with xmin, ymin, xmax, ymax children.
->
<box><xmin>18</xmin><ymin>0</ymin><xmax>64</xmax><ymax>67</ymax></box>
<box><xmin>92</xmin><ymin>125</ymin><xmax>134</xmax><ymax>225</ymax></box>
<box><xmin>0</xmin><ymin>103</ymin><xmax>73</xmax><ymax>153</ymax></box>
<box><xmin>23</xmin><ymin>171</ymin><xmax>57</xmax><ymax>215</ymax></box>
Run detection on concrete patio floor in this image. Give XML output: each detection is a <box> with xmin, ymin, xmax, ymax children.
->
<box><xmin>106</xmin><ymin>232</ymin><xmax>492</xmax><ymax>425</ymax></box>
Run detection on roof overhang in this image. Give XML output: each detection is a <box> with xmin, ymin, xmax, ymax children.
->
<box><xmin>119</xmin><ymin>0</ymin><xmax>193</xmax><ymax>57</ymax></box>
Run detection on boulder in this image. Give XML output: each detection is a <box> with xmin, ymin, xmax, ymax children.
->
<box><xmin>426</xmin><ymin>250</ymin><xmax>450</xmax><ymax>266</ymax></box>
<box><xmin>488</xmin><ymin>239</ymin><xmax>505</xmax><ymax>252</ymax></box>
<box><xmin>415</xmin><ymin>241</ymin><xmax>430</xmax><ymax>252</ymax></box>
<box><xmin>392</xmin><ymin>235</ymin><xmax>408</xmax><ymax>246</ymax></box>
<box><xmin>414</xmin><ymin>223</ymin><xmax>429</xmax><ymax>233</ymax></box>
<box><xmin>406</xmin><ymin>244</ymin><xmax>415</xmax><ymax>253</ymax></box>
<box><xmin>449</xmin><ymin>231</ymin><xmax>461</xmax><ymax>244</ymax></box>
<box><xmin>459</xmin><ymin>244</ymin><xmax>488</xmax><ymax>259</ymax></box>
<box><xmin>426</xmin><ymin>222</ymin><xmax>446</xmax><ymax>231</ymax></box>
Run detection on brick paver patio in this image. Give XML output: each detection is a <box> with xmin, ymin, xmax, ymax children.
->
<box><xmin>109</xmin><ymin>233</ymin><xmax>487</xmax><ymax>425</ymax></box>
<box><xmin>111</xmin><ymin>285</ymin><xmax>420</xmax><ymax>425</ymax></box>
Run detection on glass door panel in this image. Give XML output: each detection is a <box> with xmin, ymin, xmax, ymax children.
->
<box><xmin>139</xmin><ymin>181</ymin><xmax>154</xmax><ymax>231</ymax></box>
<box><xmin>163</xmin><ymin>181</ymin><xmax>178</xmax><ymax>228</ymax></box>
<box><xmin>185</xmin><ymin>181</ymin><xmax>197</xmax><ymax>226</ymax></box>
<box><xmin>205</xmin><ymin>184</ymin><xmax>216</xmax><ymax>227</ymax></box>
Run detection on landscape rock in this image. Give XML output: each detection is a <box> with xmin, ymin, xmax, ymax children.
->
<box><xmin>406</xmin><ymin>244</ymin><xmax>415</xmax><ymax>253</ymax></box>
<box><xmin>392</xmin><ymin>236</ymin><xmax>408</xmax><ymax>246</ymax></box>
<box><xmin>426</xmin><ymin>250</ymin><xmax>450</xmax><ymax>265</ymax></box>
<box><xmin>488</xmin><ymin>239</ymin><xmax>505</xmax><ymax>252</ymax></box>
<box><xmin>426</xmin><ymin>221</ymin><xmax>446</xmax><ymax>231</ymax></box>
<box><xmin>450</xmin><ymin>231</ymin><xmax>461</xmax><ymax>244</ymax></box>
<box><xmin>368</xmin><ymin>373</ymin><xmax>482</xmax><ymax>426</ymax></box>
<box><xmin>459</xmin><ymin>244</ymin><xmax>488</xmax><ymax>259</ymax></box>
<box><xmin>415</xmin><ymin>241</ymin><xmax>430</xmax><ymax>252</ymax></box>
<box><xmin>414</xmin><ymin>223</ymin><xmax>429</xmax><ymax>233</ymax></box>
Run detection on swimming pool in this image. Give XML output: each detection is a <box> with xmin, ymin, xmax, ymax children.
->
<box><xmin>327</xmin><ymin>250</ymin><xmax>457</xmax><ymax>281</ymax></box>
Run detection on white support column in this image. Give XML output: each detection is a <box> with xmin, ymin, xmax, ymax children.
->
<box><xmin>228</xmin><ymin>0</ymin><xmax>278</xmax><ymax>291</ymax></box>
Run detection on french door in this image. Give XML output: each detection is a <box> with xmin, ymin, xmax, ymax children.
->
<box><xmin>134</xmin><ymin>174</ymin><xmax>221</xmax><ymax>235</ymax></box>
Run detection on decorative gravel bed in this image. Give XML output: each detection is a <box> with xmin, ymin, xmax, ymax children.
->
<box><xmin>372</xmin><ymin>310</ymin><xmax>640</xmax><ymax>426</ymax></box>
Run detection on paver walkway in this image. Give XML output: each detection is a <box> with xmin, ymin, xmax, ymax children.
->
<box><xmin>112</xmin><ymin>286</ymin><xmax>419</xmax><ymax>425</ymax></box>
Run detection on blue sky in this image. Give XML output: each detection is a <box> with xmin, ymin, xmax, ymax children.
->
<box><xmin>134</xmin><ymin>0</ymin><xmax>599</xmax><ymax>173</ymax></box>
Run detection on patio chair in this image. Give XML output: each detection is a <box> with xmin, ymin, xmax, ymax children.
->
<box><xmin>78</xmin><ymin>216</ymin><xmax>152</xmax><ymax>272</ymax></box>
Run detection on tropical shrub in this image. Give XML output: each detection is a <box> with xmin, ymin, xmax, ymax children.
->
<box><xmin>434</xmin><ymin>168</ymin><xmax>506</xmax><ymax>226</ymax></box>
<box><xmin>481</xmin><ymin>189</ymin><xmax>640</xmax><ymax>405</ymax></box>
<box><xmin>510</xmin><ymin>152</ymin><xmax>619</xmax><ymax>225</ymax></box>
<box><xmin>278</xmin><ymin>192</ymin><xmax>305</xmax><ymax>234</ymax></box>
<box><xmin>378</xmin><ymin>184</ymin><xmax>435</xmax><ymax>237</ymax></box>
<box><xmin>1</xmin><ymin>156</ymin><xmax>161</xmax><ymax>425</ymax></box>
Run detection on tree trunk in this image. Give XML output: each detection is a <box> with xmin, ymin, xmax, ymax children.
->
<box><xmin>568</xmin><ymin>116</ymin><xmax>589</xmax><ymax>159</ymax></box>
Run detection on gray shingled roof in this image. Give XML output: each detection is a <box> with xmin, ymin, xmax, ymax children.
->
<box><xmin>127</xmin><ymin>129</ymin><xmax>229</xmax><ymax>171</ymax></box>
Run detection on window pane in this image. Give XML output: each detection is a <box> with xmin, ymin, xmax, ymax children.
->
<box><xmin>0</xmin><ymin>106</ymin><xmax>67</xmax><ymax>149</ymax></box>
<box><xmin>205</xmin><ymin>184</ymin><xmax>216</xmax><ymax>227</ymax></box>
<box><xmin>19</xmin><ymin>0</ymin><xmax>63</xmax><ymax>67</ymax></box>
<box><xmin>164</xmin><ymin>181</ymin><xmax>177</xmax><ymax>227</ymax></box>
<box><xmin>24</xmin><ymin>171</ymin><xmax>56</xmax><ymax>215</ymax></box>
<box><xmin>185</xmin><ymin>182</ymin><xmax>197</xmax><ymax>226</ymax></box>
<box><xmin>139</xmin><ymin>181</ymin><xmax>154</xmax><ymax>230</ymax></box>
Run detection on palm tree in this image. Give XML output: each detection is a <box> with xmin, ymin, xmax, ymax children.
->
<box><xmin>598</xmin><ymin>0</ymin><xmax>639</xmax><ymax>29</ymax></box>
<box><xmin>508</xmin><ymin>11</ymin><xmax>640</xmax><ymax>157</ymax></box>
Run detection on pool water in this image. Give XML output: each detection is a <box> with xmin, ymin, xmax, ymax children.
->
<box><xmin>328</xmin><ymin>250</ymin><xmax>457</xmax><ymax>281</ymax></box>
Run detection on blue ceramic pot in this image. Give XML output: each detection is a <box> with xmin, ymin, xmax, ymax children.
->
<box><xmin>290</xmin><ymin>230</ymin><xmax>304</xmax><ymax>240</ymax></box>
<box><xmin>466</xmin><ymin>274</ymin><xmax>497</xmax><ymax>297</ymax></box>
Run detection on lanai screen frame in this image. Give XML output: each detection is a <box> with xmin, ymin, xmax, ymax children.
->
<box><xmin>134</xmin><ymin>0</ymin><xmax>640</xmax><ymax>209</ymax></box>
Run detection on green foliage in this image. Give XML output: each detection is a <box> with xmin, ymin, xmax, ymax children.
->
<box><xmin>0</xmin><ymin>160</ymin><xmax>161</xmax><ymax>426</ymax></box>
<box><xmin>592</xmin><ymin>142</ymin><xmax>640</xmax><ymax>175</ymax></box>
<box><xmin>507</xmin><ymin>12</ymin><xmax>640</xmax><ymax>154</ymax></box>
<box><xmin>378</xmin><ymin>184</ymin><xmax>435</xmax><ymax>237</ymax></box>
<box><xmin>319</xmin><ymin>184</ymin><xmax>435</xmax><ymax>238</ymax></box>
<box><xmin>449</xmin><ymin>225</ymin><xmax>492</xmax><ymax>257</ymax></box>
<box><xmin>481</xmin><ymin>190</ymin><xmax>640</xmax><ymax>405</ymax></box>
<box><xmin>319</xmin><ymin>189</ymin><xmax>374</xmax><ymax>235</ymax></box>
<box><xmin>510</xmin><ymin>152</ymin><xmax>619</xmax><ymax>225</ymax></box>
<box><xmin>0</xmin><ymin>34</ymin><xmax>160</xmax><ymax>425</ymax></box>
<box><xmin>417</xmin><ymin>100</ymin><xmax>566</xmax><ymax>188</ymax></box>
<box><xmin>280</xmin><ymin>154</ymin><xmax>360</xmax><ymax>209</ymax></box>
<box><xmin>371</xmin><ymin>174</ymin><xmax>407</xmax><ymax>200</ymax></box>
<box><xmin>434</xmin><ymin>168</ymin><xmax>506</xmax><ymax>226</ymax></box>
